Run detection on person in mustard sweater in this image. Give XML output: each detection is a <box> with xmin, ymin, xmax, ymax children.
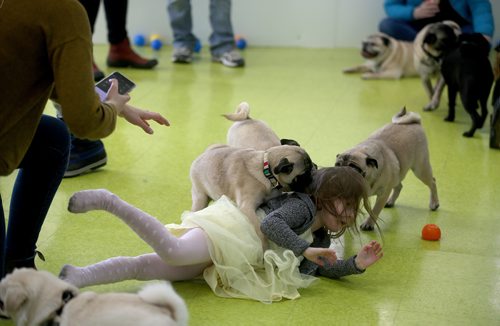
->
<box><xmin>0</xmin><ymin>0</ymin><xmax>169</xmax><ymax>277</ymax></box>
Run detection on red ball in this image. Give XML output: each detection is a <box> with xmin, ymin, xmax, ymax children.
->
<box><xmin>421</xmin><ymin>224</ymin><xmax>441</xmax><ymax>241</ymax></box>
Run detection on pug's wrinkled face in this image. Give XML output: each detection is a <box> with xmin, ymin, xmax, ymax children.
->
<box><xmin>335</xmin><ymin>152</ymin><xmax>378</xmax><ymax>180</ymax></box>
<box><xmin>272</xmin><ymin>146</ymin><xmax>316</xmax><ymax>193</ymax></box>
<box><xmin>361</xmin><ymin>34</ymin><xmax>392</xmax><ymax>60</ymax></box>
<box><xmin>422</xmin><ymin>22</ymin><xmax>460</xmax><ymax>57</ymax></box>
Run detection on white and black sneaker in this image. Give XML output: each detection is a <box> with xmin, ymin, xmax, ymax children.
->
<box><xmin>171</xmin><ymin>47</ymin><xmax>193</xmax><ymax>63</ymax></box>
<box><xmin>212</xmin><ymin>49</ymin><xmax>245</xmax><ymax>67</ymax></box>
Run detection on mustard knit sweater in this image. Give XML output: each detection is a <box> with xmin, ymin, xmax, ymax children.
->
<box><xmin>0</xmin><ymin>0</ymin><xmax>117</xmax><ymax>176</ymax></box>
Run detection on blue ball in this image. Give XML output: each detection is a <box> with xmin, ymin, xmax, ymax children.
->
<box><xmin>151</xmin><ymin>39</ymin><xmax>163</xmax><ymax>51</ymax></box>
<box><xmin>194</xmin><ymin>39</ymin><xmax>202</xmax><ymax>53</ymax></box>
<box><xmin>236</xmin><ymin>38</ymin><xmax>247</xmax><ymax>50</ymax></box>
<box><xmin>133</xmin><ymin>34</ymin><xmax>146</xmax><ymax>47</ymax></box>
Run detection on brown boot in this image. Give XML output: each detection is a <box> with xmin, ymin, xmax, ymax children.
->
<box><xmin>107</xmin><ymin>38</ymin><xmax>158</xmax><ymax>69</ymax></box>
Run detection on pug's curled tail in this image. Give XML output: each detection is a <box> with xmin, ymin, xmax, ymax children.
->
<box><xmin>138</xmin><ymin>282</ymin><xmax>189</xmax><ymax>326</ymax></box>
<box><xmin>223</xmin><ymin>101</ymin><xmax>251</xmax><ymax>121</ymax></box>
<box><xmin>392</xmin><ymin>106</ymin><xmax>421</xmax><ymax>125</ymax></box>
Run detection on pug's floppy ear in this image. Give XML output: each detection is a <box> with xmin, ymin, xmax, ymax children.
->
<box><xmin>381</xmin><ymin>35</ymin><xmax>391</xmax><ymax>47</ymax></box>
<box><xmin>3</xmin><ymin>285</ymin><xmax>27</xmax><ymax>315</ymax></box>
<box><xmin>280</xmin><ymin>138</ymin><xmax>301</xmax><ymax>147</ymax></box>
<box><xmin>274</xmin><ymin>158</ymin><xmax>294</xmax><ymax>174</ymax></box>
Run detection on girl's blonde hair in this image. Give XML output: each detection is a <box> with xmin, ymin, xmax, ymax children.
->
<box><xmin>310</xmin><ymin>166</ymin><xmax>374</xmax><ymax>237</ymax></box>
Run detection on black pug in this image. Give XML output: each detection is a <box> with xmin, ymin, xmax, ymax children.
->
<box><xmin>440</xmin><ymin>32</ymin><xmax>494</xmax><ymax>137</ymax></box>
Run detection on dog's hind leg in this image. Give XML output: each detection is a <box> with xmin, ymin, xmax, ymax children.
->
<box><xmin>478</xmin><ymin>95</ymin><xmax>489</xmax><ymax>128</ymax></box>
<box><xmin>385</xmin><ymin>183</ymin><xmax>402</xmax><ymax>208</ymax></box>
<box><xmin>411</xmin><ymin>165</ymin><xmax>439</xmax><ymax>211</ymax></box>
<box><xmin>462</xmin><ymin>96</ymin><xmax>481</xmax><ymax>137</ymax></box>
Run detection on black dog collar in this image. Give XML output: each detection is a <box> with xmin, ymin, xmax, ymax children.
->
<box><xmin>263</xmin><ymin>153</ymin><xmax>282</xmax><ymax>190</ymax></box>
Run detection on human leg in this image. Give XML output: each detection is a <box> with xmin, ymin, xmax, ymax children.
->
<box><xmin>4</xmin><ymin>116</ymin><xmax>70</xmax><ymax>276</ymax></box>
<box><xmin>378</xmin><ymin>17</ymin><xmax>418</xmax><ymax>41</ymax></box>
<box><xmin>78</xmin><ymin>0</ymin><xmax>105</xmax><ymax>81</ymax></box>
<box><xmin>103</xmin><ymin>0</ymin><xmax>127</xmax><ymax>44</ymax></box>
<box><xmin>60</xmin><ymin>253</ymin><xmax>209</xmax><ymax>287</ymax></box>
<box><xmin>209</xmin><ymin>0</ymin><xmax>244</xmax><ymax>67</ymax></box>
<box><xmin>68</xmin><ymin>189</ymin><xmax>212</xmax><ymax>265</ymax></box>
<box><xmin>78</xmin><ymin>0</ymin><xmax>101</xmax><ymax>34</ymax></box>
<box><xmin>104</xmin><ymin>0</ymin><xmax>158</xmax><ymax>69</ymax></box>
<box><xmin>208</xmin><ymin>0</ymin><xmax>235</xmax><ymax>56</ymax></box>
<box><xmin>168</xmin><ymin>0</ymin><xmax>196</xmax><ymax>63</ymax></box>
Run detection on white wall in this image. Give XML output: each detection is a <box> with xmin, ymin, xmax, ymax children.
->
<box><xmin>93</xmin><ymin>0</ymin><xmax>500</xmax><ymax>48</ymax></box>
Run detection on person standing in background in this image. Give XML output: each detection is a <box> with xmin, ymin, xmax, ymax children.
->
<box><xmin>80</xmin><ymin>0</ymin><xmax>159</xmax><ymax>81</ymax></box>
<box><xmin>167</xmin><ymin>0</ymin><xmax>245</xmax><ymax>67</ymax></box>
<box><xmin>379</xmin><ymin>0</ymin><xmax>494</xmax><ymax>43</ymax></box>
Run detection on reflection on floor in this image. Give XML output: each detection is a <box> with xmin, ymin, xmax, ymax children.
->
<box><xmin>1</xmin><ymin>45</ymin><xmax>499</xmax><ymax>326</ymax></box>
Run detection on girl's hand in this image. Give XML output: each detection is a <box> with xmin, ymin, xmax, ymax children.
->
<box><xmin>354</xmin><ymin>240</ymin><xmax>383</xmax><ymax>270</ymax></box>
<box><xmin>105</xmin><ymin>79</ymin><xmax>170</xmax><ymax>134</ymax></box>
<box><xmin>303</xmin><ymin>247</ymin><xmax>337</xmax><ymax>267</ymax></box>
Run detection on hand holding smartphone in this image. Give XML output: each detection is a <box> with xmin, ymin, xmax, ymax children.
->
<box><xmin>95</xmin><ymin>71</ymin><xmax>136</xmax><ymax>101</ymax></box>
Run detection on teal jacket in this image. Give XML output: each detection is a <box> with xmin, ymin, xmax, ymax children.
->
<box><xmin>384</xmin><ymin>0</ymin><xmax>494</xmax><ymax>38</ymax></box>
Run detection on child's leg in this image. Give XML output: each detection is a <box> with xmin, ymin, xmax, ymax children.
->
<box><xmin>60</xmin><ymin>253</ymin><xmax>209</xmax><ymax>288</ymax></box>
<box><xmin>68</xmin><ymin>189</ymin><xmax>211</xmax><ymax>265</ymax></box>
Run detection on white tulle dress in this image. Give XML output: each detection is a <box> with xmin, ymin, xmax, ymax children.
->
<box><xmin>166</xmin><ymin>196</ymin><xmax>317</xmax><ymax>303</ymax></box>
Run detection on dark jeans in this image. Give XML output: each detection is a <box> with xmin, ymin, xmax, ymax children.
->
<box><xmin>79</xmin><ymin>0</ymin><xmax>128</xmax><ymax>44</ymax></box>
<box><xmin>0</xmin><ymin>115</ymin><xmax>70</xmax><ymax>277</ymax></box>
<box><xmin>378</xmin><ymin>17</ymin><xmax>473</xmax><ymax>41</ymax></box>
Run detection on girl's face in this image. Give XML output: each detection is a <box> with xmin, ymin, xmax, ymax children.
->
<box><xmin>319</xmin><ymin>199</ymin><xmax>356</xmax><ymax>232</ymax></box>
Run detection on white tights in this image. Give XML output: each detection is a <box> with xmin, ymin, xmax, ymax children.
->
<box><xmin>60</xmin><ymin>189</ymin><xmax>213</xmax><ymax>288</ymax></box>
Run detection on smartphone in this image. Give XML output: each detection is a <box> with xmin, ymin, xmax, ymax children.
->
<box><xmin>95</xmin><ymin>71</ymin><xmax>136</xmax><ymax>101</ymax></box>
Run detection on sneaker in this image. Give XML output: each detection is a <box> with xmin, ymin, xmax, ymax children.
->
<box><xmin>64</xmin><ymin>136</ymin><xmax>107</xmax><ymax>178</ymax></box>
<box><xmin>171</xmin><ymin>47</ymin><xmax>193</xmax><ymax>63</ymax></box>
<box><xmin>212</xmin><ymin>49</ymin><xmax>245</xmax><ymax>67</ymax></box>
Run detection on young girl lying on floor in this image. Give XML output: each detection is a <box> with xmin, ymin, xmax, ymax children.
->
<box><xmin>60</xmin><ymin>166</ymin><xmax>383</xmax><ymax>303</ymax></box>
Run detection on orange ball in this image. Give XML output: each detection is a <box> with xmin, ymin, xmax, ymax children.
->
<box><xmin>421</xmin><ymin>223</ymin><xmax>441</xmax><ymax>241</ymax></box>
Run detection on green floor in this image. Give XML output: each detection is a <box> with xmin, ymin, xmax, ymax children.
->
<box><xmin>1</xmin><ymin>45</ymin><xmax>500</xmax><ymax>325</ymax></box>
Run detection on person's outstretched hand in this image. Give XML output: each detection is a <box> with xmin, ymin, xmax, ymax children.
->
<box><xmin>105</xmin><ymin>79</ymin><xmax>170</xmax><ymax>134</ymax></box>
<box><xmin>413</xmin><ymin>0</ymin><xmax>439</xmax><ymax>20</ymax></box>
<box><xmin>354</xmin><ymin>240</ymin><xmax>383</xmax><ymax>270</ymax></box>
<box><xmin>303</xmin><ymin>246</ymin><xmax>337</xmax><ymax>267</ymax></box>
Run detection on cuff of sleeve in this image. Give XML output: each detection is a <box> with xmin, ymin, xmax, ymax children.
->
<box><xmin>295</xmin><ymin>240</ymin><xmax>311</xmax><ymax>257</ymax></box>
<box><xmin>351</xmin><ymin>255</ymin><xmax>365</xmax><ymax>273</ymax></box>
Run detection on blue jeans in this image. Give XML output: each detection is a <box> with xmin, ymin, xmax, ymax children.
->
<box><xmin>379</xmin><ymin>17</ymin><xmax>473</xmax><ymax>41</ymax></box>
<box><xmin>167</xmin><ymin>0</ymin><xmax>235</xmax><ymax>56</ymax></box>
<box><xmin>0</xmin><ymin>115</ymin><xmax>70</xmax><ymax>277</ymax></box>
